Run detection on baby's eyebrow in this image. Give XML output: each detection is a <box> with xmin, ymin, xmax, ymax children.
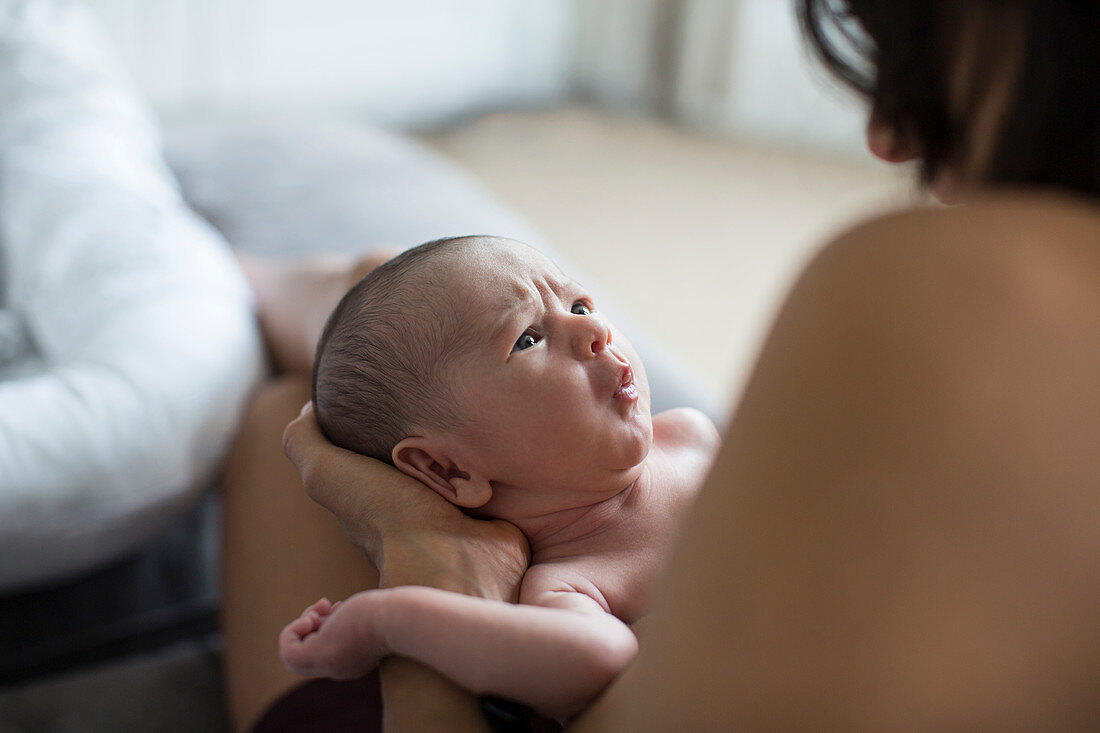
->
<box><xmin>559</xmin><ymin>276</ymin><xmax>584</xmax><ymax>293</ymax></box>
<box><xmin>488</xmin><ymin>295</ymin><xmax>535</xmax><ymax>345</ymax></box>
<box><xmin>485</xmin><ymin>276</ymin><xmax>581</xmax><ymax>345</ymax></box>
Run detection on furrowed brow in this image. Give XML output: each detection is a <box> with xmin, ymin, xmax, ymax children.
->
<box><xmin>488</xmin><ymin>295</ymin><xmax>535</xmax><ymax>349</ymax></box>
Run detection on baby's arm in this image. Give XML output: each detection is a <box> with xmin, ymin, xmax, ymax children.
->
<box><xmin>280</xmin><ymin>577</ymin><xmax>637</xmax><ymax>719</ymax></box>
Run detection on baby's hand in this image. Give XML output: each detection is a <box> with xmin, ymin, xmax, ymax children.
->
<box><xmin>279</xmin><ymin>593</ymin><xmax>389</xmax><ymax>679</ymax></box>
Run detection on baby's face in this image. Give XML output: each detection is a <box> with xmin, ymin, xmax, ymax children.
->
<box><xmin>440</xmin><ymin>238</ymin><xmax>653</xmax><ymax>500</ymax></box>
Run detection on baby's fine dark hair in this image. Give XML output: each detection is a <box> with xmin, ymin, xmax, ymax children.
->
<box><xmin>312</xmin><ymin>236</ymin><xmax>481</xmax><ymax>463</ymax></box>
<box><xmin>797</xmin><ymin>0</ymin><xmax>1100</xmax><ymax>195</ymax></box>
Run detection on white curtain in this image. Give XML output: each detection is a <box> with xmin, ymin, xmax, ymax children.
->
<box><xmin>84</xmin><ymin>0</ymin><xmax>575</xmax><ymax>127</ymax></box>
<box><xmin>572</xmin><ymin>0</ymin><xmax>868</xmax><ymax>156</ymax></box>
<box><xmin>81</xmin><ymin>0</ymin><xmax>867</xmax><ymax>154</ymax></box>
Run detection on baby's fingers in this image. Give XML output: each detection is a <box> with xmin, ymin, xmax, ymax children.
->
<box><xmin>279</xmin><ymin>625</ymin><xmax>316</xmax><ymax>675</ymax></box>
<box><xmin>283</xmin><ymin>599</ymin><xmax>332</xmax><ymax>641</ymax></box>
<box><xmin>279</xmin><ymin>610</ymin><xmax>332</xmax><ymax>675</ymax></box>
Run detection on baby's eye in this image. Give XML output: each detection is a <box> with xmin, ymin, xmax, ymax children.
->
<box><xmin>571</xmin><ymin>302</ymin><xmax>593</xmax><ymax>316</ymax></box>
<box><xmin>512</xmin><ymin>331</ymin><xmax>541</xmax><ymax>353</ymax></box>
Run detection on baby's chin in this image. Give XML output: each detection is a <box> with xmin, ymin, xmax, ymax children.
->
<box><xmin>611</xmin><ymin>419</ymin><xmax>654</xmax><ymax>474</ymax></box>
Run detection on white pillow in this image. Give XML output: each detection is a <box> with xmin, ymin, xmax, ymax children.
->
<box><xmin>0</xmin><ymin>0</ymin><xmax>263</xmax><ymax>591</ymax></box>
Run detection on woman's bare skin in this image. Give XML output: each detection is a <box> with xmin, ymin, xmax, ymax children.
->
<box><xmin>236</xmin><ymin>251</ymin><xmax>394</xmax><ymax>374</ymax></box>
<box><xmin>222</xmin><ymin>249</ymin><xmax>395</xmax><ymax>730</ymax></box>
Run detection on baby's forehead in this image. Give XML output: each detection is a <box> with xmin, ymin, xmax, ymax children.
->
<box><xmin>430</xmin><ymin>247</ymin><xmax>559</xmax><ymax>337</ymax></box>
<box><xmin>448</xmin><ymin>240</ymin><xmax>566</xmax><ymax>292</ymax></box>
<box><xmin>458</xmin><ymin>268</ymin><xmax>574</xmax><ymax>327</ymax></box>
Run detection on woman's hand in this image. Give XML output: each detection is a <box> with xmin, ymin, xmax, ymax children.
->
<box><xmin>282</xmin><ymin>403</ymin><xmax>530</xmax><ymax>602</ymax></box>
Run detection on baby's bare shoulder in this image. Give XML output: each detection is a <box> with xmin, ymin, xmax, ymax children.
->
<box><xmin>652</xmin><ymin>407</ymin><xmax>720</xmax><ymax>458</ymax></box>
<box><xmin>645</xmin><ymin>408</ymin><xmax>720</xmax><ymax>508</ymax></box>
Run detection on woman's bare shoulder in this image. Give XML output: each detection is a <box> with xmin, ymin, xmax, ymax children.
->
<box><xmin>774</xmin><ymin>189</ymin><xmax>1100</xmax><ymax>438</ymax></box>
<box><xmin>801</xmin><ymin>190</ymin><xmax>1100</xmax><ymax>331</ymax></box>
<box><xmin>826</xmin><ymin>190</ymin><xmax>1100</xmax><ymax>273</ymax></box>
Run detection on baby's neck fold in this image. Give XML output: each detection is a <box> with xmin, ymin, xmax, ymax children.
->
<box><xmin>506</xmin><ymin>470</ymin><xmax>648</xmax><ymax>555</ymax></box>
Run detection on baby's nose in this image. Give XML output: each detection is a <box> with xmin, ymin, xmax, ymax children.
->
<box><xmin>576</xmin><ymin>317</ymin><xmax>612</xmax><ymax>358</ymax></box>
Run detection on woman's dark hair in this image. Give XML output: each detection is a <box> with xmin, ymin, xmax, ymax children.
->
<box><xmin>796</xmin><ymin>0</ymin><xmax>1100</xmax><ymax>196</ymax></box>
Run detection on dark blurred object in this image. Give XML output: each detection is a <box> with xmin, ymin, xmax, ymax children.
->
<box><xmin>0</xmin><ymin>491</ymin><xmax>220</xmax><ymax>684</ymax></box>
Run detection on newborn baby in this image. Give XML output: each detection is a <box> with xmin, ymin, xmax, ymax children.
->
<box><xmin>280</xmin><ymin>235</ymin><xmax>718</xmax><ymax>718</ymax></box>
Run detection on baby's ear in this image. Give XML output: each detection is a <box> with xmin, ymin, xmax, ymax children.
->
<box><xmin>392</xmin><ymin>437</ymin><xmax>492</xmax><ymax>509</ymax></box>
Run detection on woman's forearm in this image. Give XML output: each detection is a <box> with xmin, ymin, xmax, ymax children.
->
<box><xmin>380</xmin><ymin>657</ymin><xmax>489</xmax><ymax>733</ymax></box>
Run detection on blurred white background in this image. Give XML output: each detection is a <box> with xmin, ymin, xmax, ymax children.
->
<box><xmin>86</xmin><ymin>0</ymin><xmax>868</xmax><ymax>151</ymax></box>
<box><xmin>86</xmin><ymin>0</ymin><xmax>915</xmax><ymax>404</ymax></box>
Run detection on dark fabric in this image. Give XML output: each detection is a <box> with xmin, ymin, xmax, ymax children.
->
<box><xmin>252</xmin><ymin>673</ymin><xmax>383</xmax><ymax>733</ymax></box>
<box><xmin>0</xmin><ymin>492</ymin><xmax>221</xmax><ymax>685</ymax></box>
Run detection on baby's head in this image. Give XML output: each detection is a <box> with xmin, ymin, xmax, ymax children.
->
<box><xmin>313</xmin><ymin>236</ymin><xmax>653</xmax><ymax>517</ymax></box>
<box><xmin>313</xmin><ymin>237</ymin><xmax>471</xmax><ymax>463</ymax></box>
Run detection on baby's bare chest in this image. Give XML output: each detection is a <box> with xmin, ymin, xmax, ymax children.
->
<box><xmin>533</xmin><ymin>446</ymin><xmax>708</xmax><ymax>623</ymax></box>
<box><xmin>538</xmin><ymin>516</ymin><xmax>678</xmax><ymax>624</ymax></box>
